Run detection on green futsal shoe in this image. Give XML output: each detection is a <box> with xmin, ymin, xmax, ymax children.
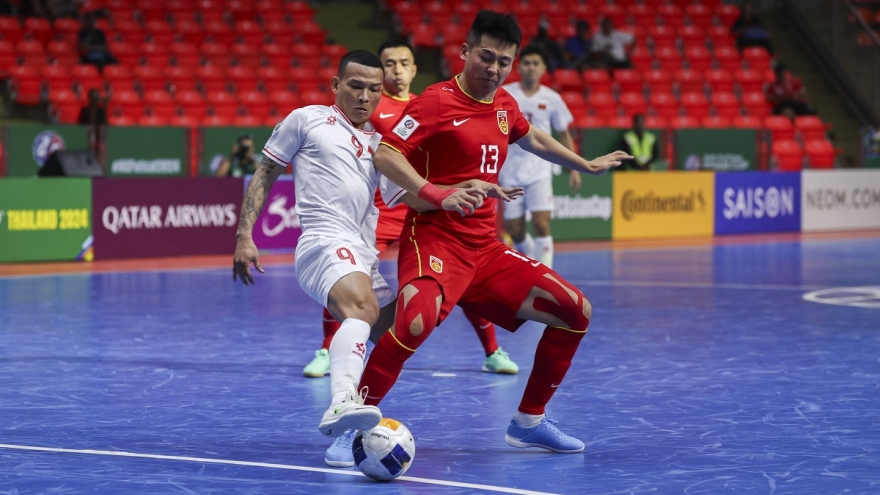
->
<box><xmin>303</xmin><ymin>348</ymin><xmax>330</xmax><ymax>378</ymax></box>
<box><xmin>482</xmin><ymin>347</ymin><xmax>519</xmax><ymax>374</ymax></box>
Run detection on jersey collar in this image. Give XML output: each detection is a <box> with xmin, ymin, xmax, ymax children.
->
<box><xmin>332</xmin><ymin>105</ymin><xmax>376</xmax><ymax>134</ymax></box>
<box><xmin>454</xmin><ymin>75</ymin><xmax>494</xmax><ymax>105</ymax></box>
<box><xmin>382</xmin><ymin>90</ymin><xmax>412</xmax><ymax>102</ymax></box>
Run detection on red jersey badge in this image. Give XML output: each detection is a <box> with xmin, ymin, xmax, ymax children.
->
<box><xmin>497</xmin><ymin>111</ymin><xmax>508</xmax><ymax>135</ymax></box>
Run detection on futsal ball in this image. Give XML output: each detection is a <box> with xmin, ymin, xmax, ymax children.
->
<box><xmin>352</xmin><ymin>418</ymin><xmax>416</xmax><ymax>481</ymax></box>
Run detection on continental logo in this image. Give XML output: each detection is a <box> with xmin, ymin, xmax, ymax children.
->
<box><xmin>620</xmin><ymin>190</ymin><xmax>706</xmax><ymax>220</ymax></box>
<box><xmin>2</xmin><ymin>208</ymin><xmax>89</xmax><ymax>231</ymax></box>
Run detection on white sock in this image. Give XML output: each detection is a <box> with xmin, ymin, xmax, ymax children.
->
<box><xmin>515</xmin><ymin>411</ymin><xmax>544</xmax><ymax>428</ymax></box>
<box><xmin>515</xmin><ymin>233</ymin><xmax>535</xmax><ymax>258</ymax></box>
<box><xmin>533</xmin><ymin>236</ymin><xmax>554</xmax><ymax>269</ymax></box>
<box><xmin>329</xmin><ymin>318</ymin><xmax>371</xmax><ymax>405</ymax></box>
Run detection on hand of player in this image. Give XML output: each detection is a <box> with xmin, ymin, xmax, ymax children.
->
<box><xmin>585</xmin><ymin>150</ymin><xmax>634</xmax><ymax>174</ymax></box>
<box><xmin>232</xmin><ymin>235</ymin><xmax>264</xmax><ymax>286</ymax></box>
<box><xmin>441</xmin><ymin>188</ymin><xmax>487</xmax><ymax>216</ymax></box>
<box><xmin>466</xmin><ymin>179</ymin><xmax>523</xmax><ymax>202</ymax></box>
<box><xmin>568</xmin><ymin>171</ymin><xmax>582</xmax><ymax>193</ymax></box>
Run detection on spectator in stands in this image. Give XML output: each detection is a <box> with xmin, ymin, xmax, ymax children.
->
<box><xmin>591</xmin><ymin>18</ymin><xmax>634</xmax><ymax>69</ymax></box>
<box><xmin>530</xmin><ymin>26</ymin><xmax>566</xmax><ymax>73</ymax></box>
<box><xmin>564</xmin><ymin>20</ymin><xmax>593</xmax><ymax>70</ymax></box>
<box><xmin>214</xmin><ymin>135</ymin><xmax>260</xmax><ymax>178</ymax></box>
<box><xmin>78</xmin><ymin>89</ymin><xmax>107</xmax><ymax>127</ymax></box>
<box><xmin>617</xmin><ymin>114</ymin><xmax>659</xmax><ymax>171</ymax></box>
<box><xmin>731</xmin><ymin>3</ymin><xmax>774</xmax><ymax>54</ymax></box>
<box><xmin>766</xmin><ymin>64</ymin><xmax>814</xmax><ymax>117</ymax></box>
<box><xmin>47</xmin><ymin>0</ymin><xmax>80</xmax><ymax>19</ymax></box>
<box><xmin>0</xmin><ymin>0</ymin><xmax>15</xmax><ymax>16</ymax></box>
<box><xmin>78</xmin><ymin>12</ymin><xmax>116</xmax><ymax>71</ymax></box>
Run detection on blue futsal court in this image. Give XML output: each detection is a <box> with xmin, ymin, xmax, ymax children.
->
<box><xmin>1</xmin><ymin>234</ymin><xmax>879</xmax><ymax>494</ymax></box>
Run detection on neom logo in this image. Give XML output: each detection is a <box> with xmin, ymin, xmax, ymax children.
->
<box><xmin>620</xmin><ymin>190</ymin><xmax>705</xmax><ymax>221</ymax></box>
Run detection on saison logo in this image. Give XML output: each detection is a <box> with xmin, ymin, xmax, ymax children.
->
<box><xmin>620</xmin><ymin>190</ymin><xmax>705</xmax><ymax>221</ymax></box>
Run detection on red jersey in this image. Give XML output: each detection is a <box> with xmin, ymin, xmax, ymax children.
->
<box><xmin>370</xmin><ymin>92</ymin><xmax>418</xmax><ymax>249</ymax></box>
<box><xmin>381</xmin><ymin>76</ymin><xmax>531</xmax><ymax>248</ymax></box>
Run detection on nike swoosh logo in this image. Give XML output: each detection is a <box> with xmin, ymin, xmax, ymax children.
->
<box><xmin>550</xmin><ymin>383</ymin><xmax>560</xmax><ymax>388</ymax></box>
<box><xmin>379</xmin><ymin>113</ymin><xmax>395</xmax><ymax>119</ymax></box>
<box><xmin>333</xmin><ymin>406</ymin><xmax>343</xmax><ymax>414</ymax></box>
<box><xmin>531</xmin><ymin>261</ymin><xmax>542</xmax><ymax>267</ymax></box>
<box><xmin>453</xmin><ymin>118</ymin><xmax>470</xmax><ymax>126</ymax></box>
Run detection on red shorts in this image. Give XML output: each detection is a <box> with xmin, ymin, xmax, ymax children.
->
<box><xmin>397</xmin><ymin>232</ymin><xmax>555</xmax><ymax>332</ymax></box>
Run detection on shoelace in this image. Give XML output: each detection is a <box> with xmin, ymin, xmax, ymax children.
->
<box><xmin>336</xmin><ymin>430</ymin><xmax>355</xmax><ymax>449</ymax></box>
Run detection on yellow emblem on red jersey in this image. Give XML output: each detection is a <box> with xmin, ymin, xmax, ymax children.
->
<box><xmin>429</xmin><ymin>255</ymin><xmax>443</xmax><ymax>273</ymax></box>
<box><xmin>497</xmin><ymin>110</ymin><xmax>508</xmax><ymax>135</ymax></box>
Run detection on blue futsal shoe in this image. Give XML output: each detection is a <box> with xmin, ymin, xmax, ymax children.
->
<box><xmin>325</xmin><ymin>429</ymin><xmax>356</xmax><ymax>467</ymax></box>
<box><xmin>504</xmin><ymin>418</ymin><xmax>585</xmax><ymax>453</ymax></box>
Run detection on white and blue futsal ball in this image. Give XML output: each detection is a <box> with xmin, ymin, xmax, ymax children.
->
<box><xmin>352</xmin><ymin>418</ymin><xmax>416</xmax><ymax>481</ymax></box>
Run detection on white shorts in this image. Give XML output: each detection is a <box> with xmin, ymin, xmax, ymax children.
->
<box><xmin>502</xmin><ymin>178</ymin><xmax>554</xmax><ymax>220</ymax></box>
<box><xmin>294</xmin><ymin>234</ymin><xmax>395</xmax><ymax>309</ymax></box>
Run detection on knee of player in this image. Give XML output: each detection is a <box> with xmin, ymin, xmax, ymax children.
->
<box><xmin>581</xmin><ymin>295</ymin><xmax>592</xmax><ymax>322</ymax></box>
<box><xmin>532</xmin><ymin>223</ymin><xmax>551</xmax><ymax>238</ymax></box>
<box><xmin>352</xmin><ymin>296</ymin><xmax>381</xmax><ymax>324</ymax></box>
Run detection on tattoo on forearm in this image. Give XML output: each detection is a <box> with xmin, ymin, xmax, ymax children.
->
<box><xmin>237</xmin><ymin>158</ymin><xmax>277</xmax><ymax>235</ymax></box>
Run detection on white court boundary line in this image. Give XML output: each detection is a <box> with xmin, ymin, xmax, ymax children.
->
<box><xmin>0</xmin><ymin>443</ymin><xmax>562</xmax><ymax>495</ymax></box>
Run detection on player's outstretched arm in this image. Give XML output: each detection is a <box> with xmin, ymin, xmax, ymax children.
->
<box><xmin>374</xmin><ymin>144</ymin><xmax>485</xmax><ymax>216</ymax></box>
<box><xmin>517</xmin><ymin>127</ymin><xmax>634</xmax><ymax>175</ymax></box>
<box><xmin>233</xmin><ymin>157</ymin><xmax>285</xmax><ymax>286</ymax></box>
<box><xmin>557</xmin><ymin>128</ymin><xmax>582</xmax><ymax>193</ymax></box>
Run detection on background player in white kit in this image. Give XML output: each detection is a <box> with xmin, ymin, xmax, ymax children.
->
<box><xmin>231</xmin><ymin>51</ymin><xmax>485</xmax><ymax>441</ymax></box>
<box><xmin>500</xmin><ymin>45</ymin><xmax>580</xmax><ymax>269</ymax></box>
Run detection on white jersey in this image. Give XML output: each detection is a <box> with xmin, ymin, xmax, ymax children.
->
<box><xmin>500</xmin><ymin>83</ymin><xmax>574</xmax><ymax>187</ymax></box>
<box><xmin>263</xmin><ymin>105</ymin><xmax>405</xmax><ymax>245</ymax></box>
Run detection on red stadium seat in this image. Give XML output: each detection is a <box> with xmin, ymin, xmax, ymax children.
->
<box><xmin>257</xmin><ymin>66</ymin><xmax>290</xmax><ymax>93</ymax></box>
<box><xmin>264</xmin><ymin>19</ymin><xmax>294</xmax><ymax>46</ymax></box>
<box><xmin>8</xmin><ymin>66</ymin><xmax>43</xmax><ymax>105</ymax></box>
<box><xmin>0</xmin><ymin>40</ymin><xmax>16</xmax><ymax>78</ymax></box>
<box><xmin>606</xmin><ymin>115</ymin><xmax>632</xmax><ymax>129</ymax></box>
<box><xmin>628</xmin><ymin>4</ymin><xmax>656</xmax><ymax>27</ymax></box>
<box><xmin>175</xmin><ymin>20</ymin><xmax>206</xmax><ymax>45</ymax></box>
<box><xmin>678</xmin><ymin>25</ymin><xmax>706</xmax><ymax>49</ymax></box>
<box><xmin>588</xmin><ymin>92</ymin><xmax>618</xmax><ymax>119</ymax></box>
<box><xmin>685</xmin><ymin>4</ymin><xmax>713</xmax><ymax>26</ymax></box>
<box><xmin>196</xmin><ymin>65</ymin><xmax>228</xmax><ymax>93</ymax></box>
<box><xmin>299</xmin><ymin>89</ymin><xmax>332</xmax><ymax>107</ymax></box>
<box><xmin>743</xmin><ymin>46</ymin><xmax>772</xmax><ymax>70</ymax></box>
<box><xmin>583</xmin><ymin>70</ymin><xmax>613</xmax><ymax>94</ymax></box>
<box><xmin>291</xmin><ymin>44</ymin><xmax>322</xmax><ymax>70</ymax></box>
<box><xmin>108</xmin><ymin>114</ymin><xmax>138</xmax><ymax>126</ymax></box>
<box><xmin>804</xmin><ymin>139</ymin><xmax>836</xmax><ymax>168</ymax></box>
<box><xmin>734</xmin><ymin>69</ymin><xmax>766</xmax><ymax>93</ymax></box>
<box><xmin>674</xmin><ymin>69</ymin><xmax>704</xmax><ymax>94</ymax></box>
<box><xmin>742</xmin><ymin>91</ymin><xmax>772</xmax><ymax>118</ymax></box>
<box><xmin>200</xmin><ymin>41</ymin><xmax>231</xmax><ymax>69</ymax></box>
<box><xmin>268</xmin><ymin>90</ymin><xmax>300</xmax><ymax>115</ymax></box>
<box><xmin>15</xmin><ymin>39</ymin><xmax>47</xmax><ymax>67</ymax></box>
<box><xmin>50</xmin><ymin>89</ymin><xmax>82</xmax><ymax>123</ymax></box>
<box><xmin>261</xmin><ymin>43</ymin><xmax>292</xmax><ymax>69</ymax></box>
<box><xmin>629</xmin><ymin>46</ymin><xmax>653</xmax><ymax>71</ymax></box>
<box><xmin>701</xmin><ymin>115</ymin><xmax>732</xmax><ymax>128</ymax></box>
<box><xmin>170</xmin><ymin>42</ymin><xmax>201</xmax><ymax>67</ymax></box>
<box><xmin>202</xmin><ymin>114</ymin><xmax>233</xmax><ymax>126</ymax></box>
<box><xmin>42</xmin><ymin>65</ymin><xmax>74</xmax><ymax>94</ymax></box>
<box><xmin>145</xmin><ymin>19</ymin><xmax>175</xmax><ymax>45</ymax></box>
<box><xmin>0</xmin><ymin>16</ymin><xmax>24</xmax><ymax>45</ymax></box>
<box><xmin>110</xmin><ymin>19</ymin><xmax>146</xmax><ymax>43</ymax></box>
<box><xmin>144</xmin><ymin>89</ymin><xmax>176</xmax><ymax>119</ymax></box>
<box><xmin>711</xmin><ymin>91</ymin><xmax>740</xmax><ymax>118</ymax></box>
<box><xmin>644</xmin><ymin>115</ymin><xmax>668</xmax><ymax>129</ymax></box>
<box><xmin>53</xmin><ymin>18</ymin><xmax>82</xmax><ymax>44</ymax></box>
<box><xmin>231</xmin><ymin>43</ymin><xmax>261</xmax><ymax>69</ymax></box>
<box><xmin>109</xmin><ymin>89</ymin><xmax>144</xmax><ymax>119</ymax></box>
<box><xmin>684</xmin><ymin>46</ymin><xmax>712</xmax><ymax>72</ymax></box>
<box><xmin>670</xmin><ymin>115</ymin><xmax>701</xmax><ymax>128</ymax></box>
<box><xmin>657</xmin><ymin>4</ymin><xmax>684</xmax><ymax>28</ymax></box>
<box><xmin>716</xmin><ymin>4</ymin><xmax>742</xmax><ymax>28</ymax></box>
<box><xmin>205</xmin><ymin>20</ymin><xmax>236</xmax><ymax>46</ymax></box>
<box><xmin>733</xmin><ymin>115</ymin><xmax>762</xmax><ymax>129</ymax></box>
<box><xmin>680</xmin><ymin>91</ymin><xmax>710</xmax><ymax>118</ymax></box>
<box><xmin>164</xmin><ymin>66</ymin><xmax>198</xmax><ymax>93</ymax></box>
<box><xmin>108</xmin><ymin>40</ymin><xmax>141</xmax><ymax>66</ymax></box>
<box><xmin>560</xmin><ymin>91</ymin><xmax>587</xmax><ymax>118</ymax></box>
<box><xmin>70</xmin><ymin>64</ymin><xmax>103</xmax><ymax>94</ymax></box>
<box><xmin>175</xmin><ymin>89</ymin><xmax>208</xmax><ymax>118</ymax></box>
<box><xmin>411</xmin><ymin>23</ymin><xmax>439</xmax><ymax>49</ymax></box>
<box><xmin>705</xmin><ymin>69</ymin><xmax>735</xmax><ymax>93</ymax></box>
<box><xmin>238</xmin><ymin>90</ymin><xmax>271</xmax><ymax>119</ymax></box>
<box><xmin>552</xmin><ymin>68</ymin><xmax>583</xmax><ymax>93</ymax></box>
<box><xmin>227</xmin><ymin>65</ymin><xmax>260</xmax><ymax>92</ymax></box>
<box><xmin>614</xmin><ymin>69</ymin><xmax>644</xmax><ymax>94</ymax></box>
<box><xmin>288</xmin><ymin>67</ymin><xmax>321</xmax><ymax>93</ymax></box>
<box><xmin>644</xmin><ymin>69</ymin><xmax>674</xmax><ymax>94</ymax></box>
<box><xmin>141</xmin><ymin>42</ymin><xmax>171</xmax><ymax>67</ymax></box>
<box><xmin>255</xmin><ymin>0</ymin><xmax>285</xmax><ymax>23</ymax></box>
<box><xmin>619</xmin><ymin>92</ymin><xmax>648</xmax><ymax>116</ymax></box>
<box><xmin>649</xmin><ymin>91</ymin><xmax>679</xmax><ymax>119</ymax></box>
<box><xmin>765</xmin><ymin>115</ymin><xmax>796</xmax><ymax>141</ymax></box>
<box><xmin>169</xmin><ymin>114</ymin><xmax>200</xmax><ymax>127</ymax></box>
<box><xmin>46</xmin><ymin>40</ymin><xmax>78</xmax><ymax>67</ymax></box>
<box><xmin>772</xmin><ymin>139</ymin><xmax>803</xmax><ymax>171</ymax></box>
<box><xmin>713</xmin><ymin>45</ymin><xmax>742</xmax><ymax>72</ymax></box>
<box><xmin>648</xmin><ymin>25</ymin><xmax>677</xmax><ymax>50</ymax></box>
<box><xmin>599</xmin><ymin>4</ymin><xmax>627</xmax><ymax>27</ymax></box>
<box><xmin>207</xmin><ymin>90</ymin><xmax>239</xmax><ymax>120</ymax></box>
<box><xmin>134</xmin><ymin>65</ymin><xmax>166</xmax><ymax>92</ymax></box>
<box><xmin>794</xmin><ymin>116</ymin><xmax>828</xmax><ymax>141</ymax></box>
<box><xmin>573</xmin><ymin>115</ymin><xmax>606</xmax><ymax>129</ymax></box>
<box><xmin>23</xmin><ymin>17</ymin><xmax>53</xmax><ymax>45</ymax></box>
<box><xmin>235</xmin><ymin>20</ymin><xmax>264</xmax><ymax>46</ymax></box>
<box><xmin>138</xmin><ymin>114</ymin><xmax>169</xmax><ymax>126</ymax></box>
<box><xmin>138</xmin><ymin>0</ymin><xmax>169</xmax><ymax>22</ymax></box>
<box><xmin>322</xmin><ymin>43</ymin><xmax>348</xmax><ymax>69</ymax></box>
<box><xmin>707</xmin><ymin>25</ymin><xmax>736</xmax><ymax>52</ymax></box>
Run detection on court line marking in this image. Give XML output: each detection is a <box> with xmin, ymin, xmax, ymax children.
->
<box><xmin>0</xmin><ymin>443</ymin><xmax>562</xmax><ymax>495</ymax></box>
<box><xmin>569</xmin><ymin>279</ymin><xmax>826</xmax><ymax>291</ymax></box>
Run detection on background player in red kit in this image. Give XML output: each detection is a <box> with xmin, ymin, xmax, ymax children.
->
<box><xmin>303</xmin><ymin>39</ymin><xmax>519</xmax><ymax>379</ymax></box>
<box><xmin>359</xmin><ymin>11</ymin><xmax>632</xmax><ymax>454</ymax></box>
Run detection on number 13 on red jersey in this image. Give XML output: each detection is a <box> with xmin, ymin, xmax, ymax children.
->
<box><xmin>480</xmin><ymin>144</ymin><xmax>499</xmax><ymax>174</ymax></box>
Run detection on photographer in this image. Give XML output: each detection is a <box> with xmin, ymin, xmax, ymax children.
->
<box><xmin>213</xmin><ymin>135</ymin><xmax>260</xmax><ymax>177</ymax></box>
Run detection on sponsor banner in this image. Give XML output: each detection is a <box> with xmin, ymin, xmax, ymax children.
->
<box><xmin>613</xmin><ymin>171</ymin><xmax>714</xmax><ymax>239</ymax></box>
<box><xmin>92</xmin><ymin>177</ymin><xmax>243</xmax><ymax>259</ymax></box>
<box><xmin>802</xmin><ymin>170</ymin><xmax>880</xmax><ymax>232</ymax></box>
<box><xmin>2</xmin><ymin>124</ymin><xmax>90</xmax><ymax>177</ymax></box>
<box><xmin>200</xmin><ymin>126</ymin><xmax>273</xmax><ymax>176</ymax></box>
<box><xmin>714</xmin><ymin>172</ymin><xmax>801</xmax><ymax>234</ymax></box>
<box><xmin>105</xmin><ymin>127</ymin><xmax>188</xmax><ymax>177</ymax></box>
<box><xmin>549</xmin><ymin>171</ymin><xmax>612</xmax><ymax>240</ymax></box>
<box><xmin>0</xmin><ymin>178</ymin><xmax>93</xmax><ymax>262</ymax></box>
<box><xmin>676</xmin><ymin>129</ymin><xmax>757</xmax><ymax>171</ymax></box>
<box><xmin>242</xmin><ymin>174</ymin><xmax>300</xmax><ymax>252</ymax></box>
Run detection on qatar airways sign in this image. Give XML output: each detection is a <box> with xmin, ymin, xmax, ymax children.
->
<box><xmin>92</xmin><ymin>178</ymin><xmax>243</xmax><ymax>259</ymax></box>
<box><xmin>243</xmin><ymin>174</ymin><xmax>300</xmax><ymax>252</ymax></box>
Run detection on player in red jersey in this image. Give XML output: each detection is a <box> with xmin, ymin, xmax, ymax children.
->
<box><xmin>304</xmin><ymin>39</ymin><xmax>519</xmax><ymax>380</ymax></box>
<box><xmin>358</xmin><ymin>11</ymin><xmax>632</xmax><ymax>454</ymax></box>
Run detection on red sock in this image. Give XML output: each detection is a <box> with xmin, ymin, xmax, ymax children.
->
<box><xmin>518</xmin><ymin>326</ymin><xmax>587</xmax><ymax>415</ymax></box>
<box><xmin>320</xmin><ymin>307</ymin><xmax>341</xmax><ymax>350</ymax></box>
<box><xmin>358</xmin><ymin>332</ymin><xmax>414</xmax><ymax>406</ymax></box>
<box><xmin>464</xmin><ymin>310</ymin><xmax>498</xmax><ymax>356</ymax></box>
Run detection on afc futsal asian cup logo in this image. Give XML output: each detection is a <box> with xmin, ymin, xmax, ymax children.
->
<box><xmin>497</xmin><ymin>111</ymin><xmax>508</xmax><ymax>135</ymax></box>
<box><xmin>32</xmin><ymin>130</ymin><xmax>65</xmax><ymax>168</ymax></box>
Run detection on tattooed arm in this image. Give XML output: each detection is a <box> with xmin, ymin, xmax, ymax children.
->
<box><xmin>232</xmin><ymin>156</ymin><xmax>285</xmax><ymax>286</ymax></box>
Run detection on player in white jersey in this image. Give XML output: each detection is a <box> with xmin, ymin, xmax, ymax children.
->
<box><xmin>500</xmin><ymin>45</ymin><xmax>580</xmax><ymax>269</ymax></box>
<box><xmin>231</xmin><ymin>51</ymin><xmax>485</xmax><ymax>440</ymax></box>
